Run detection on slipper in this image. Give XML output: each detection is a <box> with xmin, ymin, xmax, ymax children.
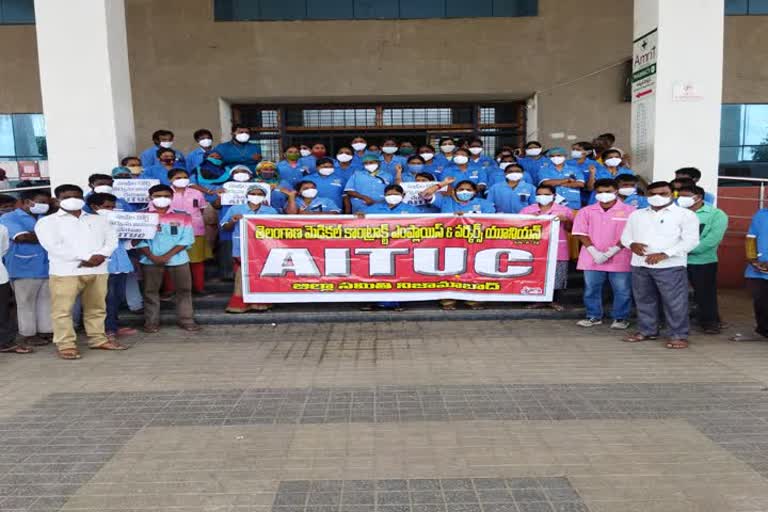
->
<box><xmin>666</xmin><ymin>339</ymin><xmax>689</xmax><ymax>349</ymax></box>
<box><xmin>623</xmin><ymin>332</ymin><xmax>659</xmax><ymax>343</ymax></box>
<box><xmin>90</xmin><ymin>340</ymin><xmax>128</xmax><ymax>351</ymax></box>
<box><xmin>0</xmin><ymin>344</ymin><xmax>34</xmax><ymax>354</ymax></box>
<box><xmin>57</xmin><ymin>348</ymin><xmax>81</xmax><ymax>360</ymax></box>
<box><xmin>143</xmin><ymin>325</ymin><xmax>160</xmax><ymax>334</ymax></box>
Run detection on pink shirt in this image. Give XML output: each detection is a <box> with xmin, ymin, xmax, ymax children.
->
<box><xmin>520</xmin><ymin>203</ymin><xmax>573</xmax><ymax>261</ymax></box>
<box><xmin>572</xmin><ymin>201</ymin><xmax>635</xmax><ymax>272</ymax></box>
<box><xmin>170</xmin><ymin>187</ymin><xmax>207</xmax><ymax>236</ymax></box>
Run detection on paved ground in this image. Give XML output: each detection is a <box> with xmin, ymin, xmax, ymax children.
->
<box><xmin>1</xmin><ymin>289</ymin><xmax>767</xmax><ymax>512</ymax></box>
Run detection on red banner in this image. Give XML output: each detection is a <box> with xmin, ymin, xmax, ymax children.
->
<box><xmin>241</xmin><ymin>214</ymin><xmax>559</xmax><ymax>303</ymax></box>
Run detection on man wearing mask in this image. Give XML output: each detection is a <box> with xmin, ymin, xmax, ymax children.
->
<box><xmin>0</xmin><ymin>222</ymin><xmax>32</xmax><ymax>354</ymax></box>
<box><xmin>84</xmin><ymin>173</ymin><xmax>133</xmax><ymax>212</ymax></box>
<box><xmin>487</xmin><ymin>164</ymin><xmax>535</xmax><ymax>213</ymax></box>
<box><xmin>121</xmin><ymin>156</ymin><xmax>143</xmax><ymax>177</ymax></box>
<box><xmin>620</xmin><ymin>181</ymin><xmax>700</xmax><ymax>349</ymax></box>
<box><xmin>732</xmin><ymin>206</ymin><xmax>768</xmax><ymax>342</ymax></box>
<box><xmin>344</xmin><ymin>154</ymin><xmax>394</xmax><ymax>213</ymax></box>
<box><xmin>517</xmin><ymin>141</ymin><xmax>551</xmax><ymax>185</ymax></box>
<box><xmin>0</xmin><ymin>190</ymin><xmax>53</xmax><ymax>347</ymax></box>
<box><xmin>678</xmin><ymin>185</ymin><xmax>728</xmax><ymax>334</ymax></box>
<box><xmin>140</xmin><ymin>129</ymin><xmax>185</xmax><ymax>169</ymax></box>
<box><xmin>35</xmin><ymin>185</ymin><xmax>123</xmax><ymax>359</ymax></box>
<box><xmin>186</xmin><ymin>129</ymin><xmax>215</xmax><ymax>173</ymax></box>
<box><xmin>141</xmin><ymin>148</ymin><xmax>180</xmax><ymax>185</ymax></box>
<box><xmin>213</xmin><ymin>125</ymin><xmax>262</xmax><ymax>171</ymax></box>
<box><xmin>467</xmin><ymin>138</ymin><xmax>496</xmax><ymax>172</ymax></box>
<box><xmin>351</xmin><ymin>136</ymin><xmax>368</xmax><ymax>165</ymax></box>
<box><xmin>538</xmin><ymin>147</ymin><xmax>585</xmax><ymax>210</ymax></box>
<box><xmin>307</xmin><ymin>157</ymin><xmax>347</xmax><ymax>208</ymax></box>
<box><xmin>675</xmin><ymin>167</ymin><xmax>715</xmax><ymax>204</ymax></box>
<box><xmin>379</xmin><ymin>138</ymin><xmax>407</xmax><ymax>175</ymax></box>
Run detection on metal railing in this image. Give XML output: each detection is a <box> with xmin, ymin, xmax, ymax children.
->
<box><xmin>717</xmin><ymin>175</ymin><xmax>768</xmax><ymax>211</ymax></box>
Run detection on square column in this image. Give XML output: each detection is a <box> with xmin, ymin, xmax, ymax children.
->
<box><xmin>34</xmin><ymin>0</ymin><xmax>135</xmax><ymax>189</ymax></box>
<box><xmin>631</xmin><ymin>0</ymin><xmax>724</xmax><ymax>198</ymax></box>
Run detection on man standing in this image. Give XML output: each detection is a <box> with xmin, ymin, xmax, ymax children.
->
<box><xmin>0</xmin><ymin>223</ymin><xmax>33</xmax><ymax>354</ymax></box>
<box><xmin>731</xmin><ymin>206</ymin><xmax>768</xmax><ymax>342</ymax></box>
<box><xmin>35</xmin><ymin>185</ymin><xmax>125</xmax><ymax>360</ymax></box>
<box><xmin>213</xmin><ymin>124</ymin><xmax>262</xmax><ymax>171</ymax></box>
<box><xmin>140</xmin><ymin>129</ymin><xmax>185</xmax><ymax>168</ymax></box>
<box><xmin>678</xmin><ymin>185</ymin><xmax>728</xmax><ymax>334</ymax></box>
<box><xmin>573</xmin><ymin>179</ymin><xmax>635</xmax><ymax>330</ymax></box>
<box><xmin>620</xmin><ymin>181</ymin><xmax>700</xmax><ymax>349</ymax></box>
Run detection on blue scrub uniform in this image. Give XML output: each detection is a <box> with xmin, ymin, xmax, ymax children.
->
<box><xmin>140</xmin><ymin>165</ymin><xmax>173</xmax><ymax>185</ymax></box>
<box><xmin>364</xmin><ymin>202</ymin><xmax>419</xmax><ymax>214</ymax></box>
<box><xmin>306</xmin><ymin>172</ymin><xmax>348</xmax><ymax>208</ymax></box>
<box><xmin>185</xmin><ymin>147</ymin><xmax>208</xmax><ymax>173</ymax></box>
<box><xmin>213</xmin><ymin>140</ymin><xmax>262</xmax><ymax>170</ymax></box>
<box><xmin>140</xmin><ymin>146</ymin><xmax>186</xmax><ymax>169</ymax></box>
<box><xmin>221</xmin><ymin>203</ymin><xmax>279</xmax><ymax>257</ymax></box>
<box><xmin>487</xmin><ymin>182</ymin><xmax>536</xmax><ymax>213</ymax></box>
<box><xmin>378</xmin><ymin>155</ymin><xmax>407</xmax><ymax>175</ymax></box>
<box><xmin>431</xmin><ymin>194</ymin><xmax>495</xmax><ymax>214</ymax></box>
<box><xmin>746</xmin><ymin>209</ymin><xmax>768</xmax><ymax>280</ymax></box>
<box><xmin>441</xmin><ymin>167</ymin><xmax>488</xmax><ymax>188</ymax></box>
<box><xmin>468</xmin><ymin>155</ymin><xmax>497</xmax><ymax>173</ymax></box>
<box><xmin>295</xmin><ymin>197</ymin><xmax>341</xmax><ymax>214</ymax></box>
<box><xmin>344</xmin><ymin>170</ymin><xmax>394</xmax><ymax>213</ymax></box>
<box><xmin>537</xmin><ymin>165</ymin><xmax>585</xmax><ymax>210</ymax></box>
<box><xmin>422</xmin><ymin>160</ymin><xmax>445</xmax><ymax>179</ymax></box>
<box><xmin>619</xmin><ymin>193</ymin><xmax>648</xmax><ymax>208</ymax></box>
<box><xmin>83</xmin><ymin>192</ymin><xmax>134</xmax><ymax>213</ymax></box>
<box><xmin>277</xmin><ymin>160</ymin><xmax>310</xmax><ymax>187</ymax></box>
<box><xmin>334</xmin><ymin>162</ymin><xmax>361</xmax><ymax>182</ymax></box>
<box><xmin>595</xmin><ymin>166</ymin><xmax>635</xmax><ymax>181</ymax></box>
<box><xmin>486</xmin><ymin>167</ymin><xmax>535</xmax><ymax>187</ymax></box>
<box><xmin>433</xmin><ymin>153</ymin><xmax>455</xmax><ymax>169</ymax></box>
<box><xmin>517</xmin><ymin>156</ymin><xmax>552</xmax><ymax>185</ymax></box>
<box><xmin>0</xmin><ymin>208</ymin><xmax>49</xmax><ymax>279</ymax></box>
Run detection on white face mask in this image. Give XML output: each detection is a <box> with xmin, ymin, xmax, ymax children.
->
<box><xmin>385</xmin><ymin>195</ymin><xmax>404</xmax><ymax>205</ymax></box>
<box><xmin>499</xmin><ymin>162</ymin><xmax>513</xmax><ymax>170</ymax></box>
<box><xmin>318</xmin><ymin>167</ymin><xmax>334</xmax><ymax>176</ymax></box>
<box><xmin>536</xmin><ymin>195</ymin><xmax>554</xmax><ymax>206</ymax></box>
<box><xmin>235</xmin><ymin>133</ymin><xmax>250</xmax><ymax>143</ymax></box>
<box><xmin>93</xmin><ymin>185</ymin><xmax>113</xmax><ymax>194</ymax></box>
<box><xmin>30</xmin><ymin>202</ymin><xmax>49</xmax><ymax>215</ymax></box>
<box><xmin>95</xmin><ymin>209</ymin><xmax>112</xmax><ymax>216</ymax></box>
<box><xmin>301</xmin><ymin>189</ymin><xmax>318</xmax><ymax>199</ymax></box>
<box><xmin>351</xmin><ymin>142</ymin><xmax>367</xmax><ymax>152</ymax></box>
<box><xmin>382</xmin><ymin>146</ymin><xmax>398</xmax><ymax>155</ymax></box>
<box><xmin>571</xmin><ymin>150</ymin><xmax>584</xmax><ymax>159</ymax></box>
<box><xmin>550</xmin><ymin>156</ymin><xmax>566</xmax><ymax>166</ymax></box>
<box><xmin>595</xmin><ymin>192</ymin><xmax>617</xmax><ymax>203</ymax></box>
<box><xmin>677</xmin><ymin>196</ymin><xmax>697</xmax><ymax>209</ymax></box>
<box><xmin>526</xmin><ymin>148</ymin><xmax>543</xmax><ymax>157</ymax></box>
<box><xmin>300</xmin><ymin>149</ymin><xmax>312</xmax><ymax>157</ymax></box>
<box><xmin>506</xmin><ymin>172</ymin><xmax>524</xmax><ymax>182</ymax></box>
<box><xmin>152</xmin><ymin>197</ymin><xmax>172</xmax><ymax>209</ymax></box>
<box><xmin>618</xmin><ymin>187</ymin><xmax>637</xmax><ymax>197</ymax></box>
<box><xmin>247</xmin><ymin>195</ymin><xmax>266</xmax><ymax>205</ymax></box>
<box><xmin>605</xmin><ymin>157</ymin><xmax>623</xmax><ymax>167</ymax></box>
<box><xmin>232</xmin><ymin>173</ymin><xmax>251</xmax><ymax>182</ymax></box>
<box><xmin>172</xmin><ymin>178</ymin><xmax>190</xmax><ymax>188</ymax></box>
<box><xmin>647</xmin><ymin>194</ymin><xmax>671</xmax><ymax>207</ymax></box>
<box><xmin>440</xmin><ymin>144</ymin><xmax>456</xmax><ymax>153</ymax></box>
<box><xmin>199</xmin><ymin>138</ymin><xmax>213</xmax><ymax>148</ymax></box>
<box><xmin>453</xmin><ymin>155</ymin><xmax>469</xmax><ymax>165</ymax></box>
<box><xmin>469</xmin><ymin>147</ymin><xmax>483</xmax><ymax>155</ymax></box>
<box><xmin>159</xmin><ymin>141</ymin><xmax>174</xmax><ymax>149</ymax></box>
<box><xmin>59</xmin><ymin>197</ymin><xmax>85</xmax><ymax>212</ymax></box>
<box><xmin>336</xmin><ymin>154</ymin><xmax>353</xmax><ymax>163</ymax></box>
<box><xmin>364</xmin><ymin>163</ymin><xmax>379</xmax><ymax>173</ymax></box>
<box><xmin>420</xmin><ymin>152</ymin><xmax>434</xmax><ymax>161</ymax></box>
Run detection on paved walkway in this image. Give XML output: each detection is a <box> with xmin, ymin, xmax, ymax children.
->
<box><xmin>0</xmin><ymin>289</ymin><xmax>767</xmax><ymax>512</ymax></box>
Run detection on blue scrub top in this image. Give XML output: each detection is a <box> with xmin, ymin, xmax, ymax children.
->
<box><xmin>140</xmin><ymin>165</ymin><xmax>173</xmax><ymax>185</ymax></box>
<box><xmin>468</xmin><ymin>155</ymin><xmax>497</xmax><ymax>172</ymax></box>
<box><xmin>378</xmin><ymin>155</ymin><xmax>407</xmax><ymax>175</ymax></box>
<box><xmin>185</xmin><ymin>147</ymin><xmax>208</xmax><ymax>173</ymax></box>
<box><xmin>433</xmin><ymin>153</ymin><xmax>454</xmax><ymax>169</ymax></box>
<box><xmin>0</xmin><ymin>208</ymin><xmax>49</xmax><ymax>279</ymax></box>
<box><xmin>83</xmin><ymin>192</ymin><xmax>134</xmax><ymax>213</ymax></box>
<box><xmin>487</xmin><ymin>182</ymin><xmax>536</xmax><ymax>213</ymax></box>
<box><xmin>537</xmin><ymin>165</ymin><xmax>584</xmax><ymax>210</ymax></box>
<box><xmin>442</xmin><ymin>166</ymin><xmax>488</xmax><ymax>188</ymax></box>
<box><xmin>619</xmin><ymin>193</ymin><xmax>649</xmax><ymax>209</ymax></box>
<box><xmin>306</xmin><ymin>172</ymin><xmax>348</xmax><ymax>208</ymax></box>
<box><xmin>432</xmin><ymin>194</ymin><xmax>495</xmax><ymax>214</ymax></box>
<box><xmin>422</xmin><ymin>161</ymin><xmax>446</xmax><ymax>179</ymax></box>
<box><xmin>140</xmin><ymin>146</ymin><xmax>186</xmax><ymax>169</ymax></box>
<box><xmin>595</xmin><ymin>166</ymin><xmax>635</xmax><ymax>181</ymax></box>
<box><xmin>517</xmin><ymin>156</ymin><xmax>552</xmax><ymax>185</ymax></box>
<box><xmin>213</xmin><ymin>140</ymin><xmax>262</xmax><ymax>170</ymax></box>
<box><xmin>746</xmin><ymin>209</ymin><xmax>768</xmax><ymax>280</ymax></box>
<box><xmin>335</xmin><ymin>162</ymin><xmax>362</xmax><ymax>182</ymax></box>
<box><xmin>344</xmin><ymin>170</ymin><xmax>394</xmax><ymax>213</ymax></box>
<box><xmin>108</xmin><ymin>241</ymin><xmax>134</xmax><ymax>274</ymax></box>
<box><xmin>221</xmin><ymin>203</ymin><xmax>280</xmax><ymax>257</ymax></box>
<box><xmin>364</xmin><ymin>202</ymin><xmax>419</xmax><ymax>214</ymax></box>
<box><xmin>277</xmin><ymin>160</ymin><xmax>309</xmax><ymax>187</ymax></box>
<box><xmin>295</xmin><ymin>197</ymin><xmax>341</xmax><ymax>214</ymax></box>
<box><xmin>298</xmin><ymin>155</ymin><xmax>320</xmax><ymax>174</ymax></box>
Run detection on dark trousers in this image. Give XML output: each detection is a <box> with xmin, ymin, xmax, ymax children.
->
<box><xmin>687</xmin><ymin>263</ymin><xmax>720</xmax><ymax>330</ymax></box>
<box><xmin>632</xmin><ymin>266</ymin><xmax>690</xmax><ymax>339</ymax></box>
<box><xmin>217</xmin><ymin>240</ymin><xmax>234</xmax><ymax>280</ymax></box>
<box><xmin>747</xmin><ymin>278</ymin><xmax>768</xmax><ymax>338</ymax></box>
<box><xmin>0</xmin><ymin>283</ymin><xmax>16</xmax><ymax>349</ymax></box>
<box><xmin>105</xmin><ymin>273</ymin><xmax>128</xmax><ymax>334</ymax></box>
<box><xmin>142</xmin><ymin>263</ymin><xmax>194</xmax><ymax>328</ymax></box>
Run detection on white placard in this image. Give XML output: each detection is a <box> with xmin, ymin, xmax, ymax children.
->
<box><xmin>400</xmin><ymin>181</ymin><xmax>445</xmax><ymax>207</ymax></box>
<box><xmin>107</xmin><ymin>211</ymin><xmax>159</xmax><ymax>240</ymax></box>
<box><xmin>112</xmin><ymin>179</ymin><xmax>160</xmax><ymax>204</ymax></box>
<box><xmin>221</xmin><ymin>181</ymin><xmax>272</xmax><ymax>206</ymax></box>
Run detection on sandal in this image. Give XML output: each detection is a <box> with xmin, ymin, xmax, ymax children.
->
<box><xmin>177</xmin><ymin>323</ymin><xmax>202</xmax><ymax>332</ymax></box>
<box><xmin>91</xmin><ymin>340</ymin><xmax>128</xmax><ymax>351</ymax></box>
<box><xmin>666</xmin><ymin>339</ymin><xmax>689</xmax><ymax>349</ymax></box>
<box><xmin>623</xmin><ymin>332</ymin><xmax>659</xmax><ymax>343</ymax></box>
<box><xmin>57</xmin><ymin>348</ymin><xmax>81</xmax><ymax>360</ymax></box>
<box><xmin>549</xmin><ymin>302</ymin><xmax>566</xmax><ymax>312</ymax></box>
<box><xmin>143</xmin><ymin>325</ymin><xmax>160</xmax><ymax>334</ymax></box>
<box><xmin>0</xmin><ymin>344</ymin><xmax>34</xmax><ymax>354</ymax></box>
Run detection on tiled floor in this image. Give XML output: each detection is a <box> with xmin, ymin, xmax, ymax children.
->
<box><xmin>1</xmin><ymin>289</ymin><xmax>767</xmax><ymax>511</ymax></box>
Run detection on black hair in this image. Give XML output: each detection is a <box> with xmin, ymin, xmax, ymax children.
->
<box><xmin>231</xmin><ymin>123</ymin><xmax>249</xmax><ymax>133</ymax></box>
<box><xmin>20</xmin><ymin>189</ymin><xmax>50</xmax><ymax>202</ymax></box>
<box><xmin>407</xmin><ymin>156</ymin><xmax>426</xmax><ymax>164</ymax></box>
<box><xmin>88</xmin><ymin>173</ymin><xmax>113</xmax><ymax>185</ymax></box>
<box><xmin>593</xmin><ymin>178</ymin><xmax>618</xmax><ymax>190</ymax></box>
<box><xmin>454</xmin><ymin>180</ymin><xmax>478</xmax><ymax>192</ymax></box>
<box><xmin>693</xmin><ymin>185</ymin><xmax>706</xmax><ymax>197</ymax></box>
<box><xmin>677</xmin><ymin>185</ymin><xmax>697</xmax><ymax>195</ymax></box>
<box><xmin>151</xmin><ymin>129</ymin><xmax>173</xmax><ymax>142</ymax></box>
<box><xmin>148</xmin><ymin>184</ymin><xmax>173</xmax><ymax>196</ymax></box>
<box><xmin>598</xmin><ymin>133</ymin><xmax>616</xmax><ymax>144</ymax></box>
<box><xmin>469</xmin><ymin>137</ymin><xmax>483</xmax><ymax>146</ymax></box>
<box><xmin>504</xmin><ymin>163</ymin><xmax>524</xmax><ymax>172</ymax></box>
<box><xmin>193</xmin><ymin>129</ymin><xmax>213</xmax><ymax>140</ymax></box>
<box><xmin>525</xmin><ymin>140</ymin><xmax>542</xmax><ymax>149</ymax></box>
<box><xmin>416</xmin><ymin>172</ymin><xmax>436</xmax><ymax>181</ymax></box>
<box><xmin>536</xmin><ymin>184</ymin><xmax>556</xmax><ymax>194</ymax></box>
<box><xmin>316</xmin><ymin>157</ymin><xmax>334</xmax><ymax>167</ymax></box>
<box><xmin>284</xmin><ymin>145</ymin><xmax>299</xmax><ymax>152</ymax></box>
<box><xmin>156</xmin><ymin>147</ymin><xmax>176</xmax><ymax>158</ymax></box>
<box><xmin>0</xmin><ymin>194</ymin><xmax>17</xmax><ymax>206</ymax></box>
<box><xmin>573</xmin><ymin>141</ymin><xmax>594</xmax><ymax>151</ymax></box>
<box><xmin>120</xmin><ymin>156</ymin><xmax>140</xmax><ymax>166</ymax></box>
<box><xmin>671</xmin><ymin>177</ymin><xmax>695</xmax><ymax>188</ymax></box>
<box><xmin>602</xmin><ymin>148</ymin><xmax>622</xmax><ymax>160</ymax></box>
<box><xmin>647</xmin><ymin>181</ymin><xmax>672</xmax><ymax>192</ymax></box>
<box><xmin>675</xmin><ymin>167</ymin><xmax>702</xmax><ymax>180</ymax></box>
<box><xmin>419</xmin><ymin>144</ymin><xmax>436</xmax><ymax>152</ymax></box>
<box><xmin>438</xmin><ymin>137</ymin><xmax>455</xmax><ymax>145</ymax></box>
<box><xmin>384</xmin><ymin>185</ymin><xmax>404</xmax><ymax>194</ymax></box>
<box><xmin>86</xmin><ymin>192</ymin><xmax>117</xmax><ymax>208</ymax></box>
<box><xmin>454</xmin><ymin>147</ymin><xmax>471</xmax><ymax>156</ymax></box>
<box><xmin>167</xmin><ymin>168</ymin><xmax>189</xmax><ymax>181</ymax></box>
<box><xmin>616</xmin><ymin>174</ymin><xmax>639</xmax><ymax>184</ymax></box>
<box><xmin>295</xmin><ymin>180</ymin><xmax>315</xmax><ymax>191</ymax></box>
<box><xmin>499</xmin><ymin>153</ymin><xmax>517</xmax><ymax>161</ymax></box>
<box><xmin>54</xmin><ymin>184</ymin><xmax>83</xmax><ymax>198</ymax></box>
<box><xmin>382</xmin><ymin>137</ymin><xmax>397</xmax><ymax>145</ymax></box>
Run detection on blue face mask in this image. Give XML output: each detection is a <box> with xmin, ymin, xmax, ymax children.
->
<box><xmin>207</xmin><ymin>157</ymin><xmax>223</xmax><ymax>166</ymax></box>
<box><xmin>408</xmin><ymin>164</ymin><xmax>424</xmax><ymax>173</ymax></box>
<box><xmin>456</xmin><ymin>191</ymin><xmax>474</xmax><ymax>202</ymax></box>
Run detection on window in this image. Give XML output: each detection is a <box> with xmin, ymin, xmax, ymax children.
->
<box><xmin>0</xmin><ymin>114</ymin><xmax>47</xmax><ymax>160</ymax></box>
<box><xmin>725</xmin><ymin>0</ymin><xmax>768</xmax><ymax>15</ymax></box>
<box><xmin>214</xmin><ymin>0</ymin><xmax>537</xmax><ymax>21</ymax></box>
<box><xmin>719</xmin><ymin>104</ymin><xmax>768</xmax><ymax>178</ymax></box>
<box><xmin>0</xmin><ymin>0</ymin><xmax>35</xmax><ymax>24</ymax></box>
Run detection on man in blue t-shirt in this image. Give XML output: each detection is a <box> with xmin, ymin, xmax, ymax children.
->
<box><xmin>732</xmin><ymin>208</ymin><xmax>768</xmax><ymax>342</ymax></box>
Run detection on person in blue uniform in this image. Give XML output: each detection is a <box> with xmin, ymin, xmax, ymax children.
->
<box><xmin>277</xmin><ymin>145</ymin><xmax>309</xmax><ymax>187</ymax></box>
<box><xmin>252</xmin><ymin>161</ymin><xmax>289</xmax><ymax>212</ymax></box>
<box><xmin>517</xmin><ymin>140</ymin><xmax>552</xmax><ymax>185</ymax></box>
<box><xmin>140</xmin><ymin>129</ymin><xmax>186</xmax><ymax>169</ymax></box>
<box><xmin>467</xmin><ymin>138</ymin><xmax>497</xmax><ymax>173</ymax></box>
<box><xmin>334</xmin><ymin>146</ymin><xmax>361</xmax><ymax>181</ymax></box>
<box><xmin>441</xmin><ymin>147</ymin><xmax>488</xmax><ymax>195</ymax></box>
<box><xmin>140</xmin><ymin>148</ymin><xmax>178</xmax><ymax>185</ymax></box>
<box><xmin>568</xmin><ymin>141</ymin><xmax>601</xmax><ymax>204</ymax></box>
<box><xmin>537</xmin><ymin>147</ymin><xmax>584</xmax><ymax>210</ymax></box>
<box><xmin>731</xmin><ymin>207</ymin><xmax>768</xmax><ymax>341</ymax></box>
<box><xmin>595</xmin><ymin>148</ymin><xmax>634</xmax><ymax>181</ymax></box>
<box><xmin>186</xmin><ymin>129</ymin><xmax>214</xmax><ymax>173</ymax></box>
<box><xmin>615</xmin><ymin>175</ymin><xmax>648</xmax><ymax>208</ymax></box>
<box><xmin>675</xmin><ymin>167</ymin><xmax>715</xmax><ymax>204</ymax></box>
<box><xmin>395</xmin><ymin>155</ymin><xmax>427</xmax><ymax>183</ymax></box>
<box><xmin>306</xmin><ymin>157</ymin><xmax>348</xmax><ymax>208</ymax></box>
<box><xmin>83</xmin><ymin>174</ymin><xmax>134</xmax><ymax>213</ymax></box>
<box><xmin>487</xmin><ymin>163</ymin><xmax>536</xmax><ymax>213</ymax></box>
<box><xmin>379</xmin><ymin>138</ymin><xmax>407</xmax><ymax>175</ymax></box>
<box><xmin>399</xmin><ymin>141</ymin><xmax>416</xmax><ymax>158</ymax></box>
<box><xmin>423</xmin><ymin>178</ymin><xmax>495</xmax><ymax>214</ymax></box>
<box><xmin>298</xmin><ymin>143</ymin><xmax>328</xmax><ymax>175</ymax></box>
<box><xmin>344</xmin><ymin>154</ymin><xmax>394</xmax><ymax>213</ymax></box>
<box><xmin>434</xmin><ymin>137</ymin><xmax>458</xmax><ymax>169</ymax></box>
<box><xmin>188</xmin><ymin>151</ymin><xmax>229</xmax><ymax>193</ymax></box>
<box><xmin>212</xmin><ymin>124</ymin><xmax>262</xmax><ymax>171</ymax></box>
<box><xmin>285</xmin><ymin>181</ymin><xmax>341</xmax><ymax>214</ymax></box>
<box><xmin>418</xmin><ymin>144</ymin><xmax>444</xmax><ymax>177</ymax></box>
<box><xmin>351</xmin><ymin>136</ymin><xmax>368</xmax><ymax>165</ymax></box>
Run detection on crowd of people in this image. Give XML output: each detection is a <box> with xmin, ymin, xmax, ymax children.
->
<box><xmin>0</xmin><ymin>126</ymin><xmax>765</xmax><ymax>359</ymax></box>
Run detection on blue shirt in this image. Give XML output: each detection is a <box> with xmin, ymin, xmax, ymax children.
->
<box><xmin>276</xmin><ymin>160</ymin><xmax>308</xmax><ymax>187</ymax></box>
<box><xmin>517</xmin><ymin>156</ymin><xmax>552</xmax><ymax>185</ymax></box>
<box><xmin>746</xmin><ymin>209</ymin><xmax>768</xmax><ymax>280</ymax></box>
<box><xmin>140</xmin><ymin>146</ymin><xmax>185</xmax><ymax>169</ymax></box>
<box><xmin>0</xmin><ymin>208</ymin><xmax>48</xmax><ymax>278</ymax></box>
<box><xmin>140</xmin><ymin>165</ymin><xmax>173</xmax><ymax>185</ymax></box>
<box><xmin>221</xmin><ymin>203</ymin><xmax>279</xmax><ymax>257</ymax></box>
<box><xmin>595</xmin><ymin>166</ymin><xmax>635</xmax><ymax>181</ymax></box>
<box><xmin>344</xmin><ymin>170</ymin><xmax>394</xmax><ymax>213</ymax></box>
<box><xmin>487</xmin><ymin>182</ymin><xmax>536</xmax><ymax>213</ymax></box>
<box><xmin>486</xmin><ymin>167</ymin><xmax>535</xmax><ymax>187</ymax></box>
<box><xmin>538</xmin><ymin>165</ymin><xmax>585</xmax><ymax>210</ymax></box>
<box><xmin>567</xmin><ymin>158</ymin><xmax>604</xmax><ymax>181</ymax></box>
<box><xmin>83</xmin><ymin>192</ymin><xmax>134</xmax><ymax>213</ymax></box>
<box><xmin>442</xmin><ymin>166</ymin><xmax>488</xmax><ymax>187</ymax></box>
<box><xmin>422</xmin><ymin>161</ymin><xmax>446</xmax><ymax>179</ymax></box>
<box><xmin>433</xmin><ymin>153</ymin><xmax>454</xmax><ymax>169</ymax></box>
<box><xmin>378</xmin><ymin>155</ymin><xmax>407</xmax><ymax>175</ymax></box>
<box><xmin>295</xmin><ymin>197</ymin><xmax>341</xmax><ymax>214</ymax></box>
<box><xmin>135</xmin><ymin>209</ymin><xmax>195</xmax><ymax>266</ymax></box>
<box><xmin>468</xmin><ymin>155</ymin><xmax>497</xmax><ymax>172</ymax></box>
<box><xmin>364</xmin><ymin>202</ymin><xmax>419</xmax><ymax>214</ymax></box>
<box><xmin>619</xmin><ymin>193</ymin><xmax>648</xmax><ymax>209</ymax></box>
<box><xmin>298</xmin><ymin>155</ymin><xmax>320</xmax><ymax>174</ymax></box>
<box><xmin>108</xmin><ymin>241</ymin><xmax>134</xmax><ymax>274</ymax></box>
<box><xmin>432</xmin><ymin>194</ymin><xmax>496</xmax><ymax>214</ymax></box>
<box><xmin>185</xmin><ymin>147</ymin><xmax>208</xmax><ymax>173</ymax></box>
<box><xmin>212</xmin><ymin>140</ymin><xmax>262</xmax><ymax>170</ymax></box>
<box><xmin>335</xmin><ymin>162</ymin><xmax>362</xmax><ymax>182</ymax></box>
<box><xmin>704</xmin><ymin>191</ymin><xmax>715</xmax><ymax>205</ymax></box>
<box><xmin>306</xmin><ymin>172</ymin><xmax>348</xmax><ymax>207</ymax></box>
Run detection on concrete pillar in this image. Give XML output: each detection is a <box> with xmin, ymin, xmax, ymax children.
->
<box><xmin>631</xmin><ymin>0</ymin><xmax>724</xmax><ymax>198</ymax></box>
<box><xmin>33</xmin><ymin>0</ymin><xmax>135</xmax><ymax>190</ymax></box>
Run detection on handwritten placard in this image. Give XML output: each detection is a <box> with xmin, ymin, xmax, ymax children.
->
<box><xmin>221</xmin><ymin>182</ymin><xmax>272</xmax><ymax>206</ymax></box>
<box><xmin>108</xmin><ymin>211</ymin><xmax>159</xmax><ymax>240</ymax></box>
<box><xmin>112</xmin><ymin>179</ymin><xmax>160</xmax><ymax>204</ymax></box>
<box><xmin>400</xmin><ymin>181</ymin><xmax>444</xmax><ymax>207</ymax></box>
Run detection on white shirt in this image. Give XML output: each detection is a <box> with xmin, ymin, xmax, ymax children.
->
<box><xmin>35</xmin><ymin>209</ymin><xmax>118</xmax><ymax>276</ymax></box>
<box><xmin>620</xmin><ymin>202</ymin><xmax>700</xmax><ymax>268</ymax></box>
<box><xmin>0</xmin><ymin>224</ymin><xmax>8</xmax><ymax>284</ymax></box>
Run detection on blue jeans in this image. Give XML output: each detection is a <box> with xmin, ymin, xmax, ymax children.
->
<box><xmin>106</xmin><ymin>273</ymin><xmax>128</xmax><ymax>334</ymax></box>
<box><xmin>583</xmin><ymin>270</ymin><xmax>632</xmax><ymax>320</ymax></box>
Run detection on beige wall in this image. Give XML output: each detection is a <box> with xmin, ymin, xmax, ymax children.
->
<box><xmin>0</xmin><ymin>0</ymin><xmax>766</xmax><ymax>157</ymax></box>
